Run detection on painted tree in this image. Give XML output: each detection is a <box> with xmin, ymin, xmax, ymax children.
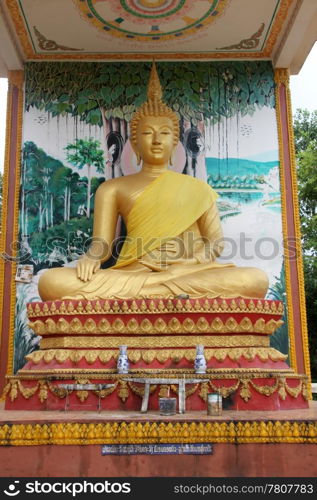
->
<box><xmin>65</xmin><ymin>138</ymin><xmax>104</xmax><ymax>218</ymax></box>
<box><xmin>25</xmin><ymin>61</ymin><xmax>275</xmax><ymax>149</ymax></box>
<box><xmin>21</xmin><ymin>142</ymin><xmax>65</xmax><ymax>234</ymax></box>
<box><xmin>21</xmin><ymin>142</ymin><xmax>89</xmax><ymax>237</ymax></box>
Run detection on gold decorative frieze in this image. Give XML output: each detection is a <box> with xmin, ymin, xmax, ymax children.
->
<box><xmin>15</xmin><ymin>367</ymin><xmax>294</xmax><ymax>378</ymax></box>
<box><xmin>27</xmin><ymin>298</ymin><xmax>284</xmax><ymax>318</ymax></box>
<box><xmin>29</xmin><ymin>316</ymin><xmax>284</xmax><ymax>336</ymax></box>
<box><xmin>0</xmin><ymin>420</ymin><xmax>315</xmax><ymax>446</ymax></box>
<box><xmin>39</xmin><ymin>335</ymin><xmax>271</xmax><ymax>350</ymax></box>
<box><xmin>25</xmin><ymin>346</ymin><xmax>286</xmax><ymax>366</ymax></box>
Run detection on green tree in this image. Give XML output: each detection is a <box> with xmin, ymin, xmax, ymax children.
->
<box><xmin>297</xmin><ymin>140</ymin><xmax>317</xmax><ymax>254</ymax></box>
<box><xmin>65</xmin><ymin>138</ymin><xmax>104</xmax><ymax>218</ymax></box>
<box><xmin>268</xmin><ymin>265</ymin><xmax>289</xmax><ymax>360</ymax></box>
<box><xmin>293</xmin><ymin>109</ymin><xmax>317</xmax><ymax>380</ymax></box>
<box><xmin>294</xmin><ymin>109</ymin><xmax>317</xmax><ymax>153</ymax></box>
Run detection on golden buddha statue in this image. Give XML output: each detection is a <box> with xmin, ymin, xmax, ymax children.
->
<box><xmin>38</xmin><ymin>64</ymin><xmax>268</xmax><ymax>301</ymax></box>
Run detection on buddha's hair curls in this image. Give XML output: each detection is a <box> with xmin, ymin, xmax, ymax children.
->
<box><xmin>130</xmin><ymin>63</ymin><xmax>179</xmax><ymax>146</ymax></box>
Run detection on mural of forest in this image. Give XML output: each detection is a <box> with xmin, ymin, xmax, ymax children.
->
<box><xmin>20</xmin><ymin>139</ymin><xmax>105</xmax><ymax>271</ymax></box>
<box><xmin>13</xmin><ymin>61</ymin><xmax>288</xmax><ymax>371</ymax></box>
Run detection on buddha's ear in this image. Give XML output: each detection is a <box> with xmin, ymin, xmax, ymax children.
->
<box><xmin>169</xmin><ymin>145</ymin><xmax>177</xmax><ymax>167</ymax></box>
<box><xmin>130</xmin><ymin>139</ymin><xmax>142</xmax><ymax>165</ymax></box>
<box><xmin>130</xmin><ymin>138</ymin><xmax>137</xmax><ymax>155</ymax></box>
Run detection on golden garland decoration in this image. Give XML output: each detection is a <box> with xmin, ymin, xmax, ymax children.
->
<box><xmin>239</xmin><ymin>378</ymin><xmax>253</xmax><ymax>402</ymax></box>
<box><xmin>158</xmin><ymin>385</ymin><xmax>170</xmax><ymax>397</ymax></box>
<box><xmin>170</xmin><ymin>383</ymin><xmax>199</xmax><ymax>399</ymax></box>
<box><xmin>25</xmin><ymin>346</ymin><xmax>287</xmax><ymax>366</ymax></box>
<box><xmin>5</xmin><ymin>0</ymin><xmax>294</xmax><ymax>61</ymax></box>
<box><xmin>29</xmin><ymin>315</ymin><xmax>283</xmax><ymax>336</ymax></box>
<box><xmin>73</xmin><ymin>378</ymin><xmax>90</xmax><ymax>403</ymax></box>
<box><xmin>207</xmin><ymin>380</ymin><xmax>240</xmax><ymax>399</ymax></box>
<box><xmin>274</xmin><ymin>68</ymin><xmax>311</xmax><ymax>394</ymax></box>
<box><xmin>27</xmin><ymin>297</ymin><xmax>284</xmax><ymax>317</ymax></box>
<box><xmin>0</xmin><ymin>420</ymin><xmax>316</xmax><ymax>446</ymax></box>
<box><xmin>199</xmin><ymin>382</ymin><xmax>209</xmax><ymax>401</ymax></box>
<box><xmin>3</xmin><ymin>373</ymin><xmax>309</xmax><ymax>405</ymax></box>
<box><xmin>128</xmin><ymin>382</ymin><xmax>157</xmax><ymax>399</ymax></box>
<box><xmin>249</xmin><ymin>378</ymin><xmax>279</xmax><ymax>397</ymax></box>
<box><xmin>118</xmin><ymin>380</ymin><xmax>129</xmax><ymax>402</ymax></box>
<box><xmin>39</xmin><ymin>334</ymin><xmax>271</xmax><ymax>350</ymax></box>
<box><xmin>47</xmin><ymin>381</ymin><xmax>118</xmax><ymax>400</ymax></box>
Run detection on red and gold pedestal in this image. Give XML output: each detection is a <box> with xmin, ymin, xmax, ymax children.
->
<box><xmin>4</xmin><ymin>297</ymin><xmax>309</xmax><ymax>411</ymax></box>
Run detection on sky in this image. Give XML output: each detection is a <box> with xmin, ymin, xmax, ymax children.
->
<box><xmin>0</xmin><ymin>41</ymin><xmax>316</xmax><ymax>172</ymax></box>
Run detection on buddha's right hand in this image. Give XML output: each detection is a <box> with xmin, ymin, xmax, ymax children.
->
<box><xmin>77</xmin><ymin>255</ymin><xmax>101</xmax><ymax>282</ymax></box>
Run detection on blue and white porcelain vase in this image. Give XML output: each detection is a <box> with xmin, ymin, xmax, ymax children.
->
<box><xmin>117</xmin><ymin>345</ymin><xmax>129</xmax><ymax>374</ymax></box>
<box><xmin>194</xmin><ymin>344</ymin><xmax>206</xmax><ymax>374</ymax></box>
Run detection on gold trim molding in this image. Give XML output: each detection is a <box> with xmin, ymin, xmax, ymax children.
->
<box><xmin>274</xmin><ymin>67</ymin><xmax>311</xmax><ymax>390</ymax></box>
<box><xmin>274</xmin><ymin>68</ymin><xmax>290</xmax><ymax>86</ymax></box>
<box><xmin>27</xmin><ymin>298</ymin><xmax>284</xmax><ymax>317</ymax></box>
<box><xmin>25</xmin><ymin>347</ymin><xmax>287</xmax><ymax>366</ymax></box>
<box><xmin>15</xmin><ymin>367</ymin><xmax>295</xmax><ymax>377</ymax></box>
<box><xmin>7</xmin><ymin>70</ymin><xmax>24</xmax><ymax>89</ymax></box>
<box><xmin>39</xmin><ymin>335</ymin><xmax>270</xmax><ymax>350</ymax></box>
<box><xmin>29</xmin><ymin>316</ymin><xmax>283</xmax><ymax>336</ymax></box>
<box><xmin>0</xmin><ymin>65</ymin><xmax>24</xmax><ymax>386</ymax></box>
<box><xmin>0</xmin><ymin>420</ymin><xmax>315</xmax><ymax>446</ymax></box>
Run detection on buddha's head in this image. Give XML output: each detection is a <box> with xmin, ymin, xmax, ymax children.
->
<box><xmin>130</xmin><ymin>63</ymin><xmax>179</xmax><ymax>167</ymax></box>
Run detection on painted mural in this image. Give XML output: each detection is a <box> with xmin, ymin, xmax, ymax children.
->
<box><xmin>14</xmin><ymin>61</ymin><xmax>287</xmax><ymax>372</ymax></box>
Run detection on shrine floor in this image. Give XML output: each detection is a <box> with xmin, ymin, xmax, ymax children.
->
<box><xmin>0</xmin><ymin>401</ymin><xmax>316</xmax><ymax>423</ymax></box>
<box><xmin>0</xmin><ymin>401</ymin><xmax>316</xmax><ymax>477</ymax></box>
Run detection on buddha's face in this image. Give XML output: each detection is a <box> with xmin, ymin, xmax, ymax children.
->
<box><xmin>135</xmin><ymin>116</ymin><xmax>175</xmax><ymax>166</ymax></box>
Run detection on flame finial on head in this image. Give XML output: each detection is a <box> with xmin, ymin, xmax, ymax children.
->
<box><xmin>147</xmin><ymin>61</ymin><xmax>163</xmax><ymax>102</ymax></box>
<box><xmin>130</xmin><ymin>62</ymin><xmax>180</xmax><ymax>147</ymax></box>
